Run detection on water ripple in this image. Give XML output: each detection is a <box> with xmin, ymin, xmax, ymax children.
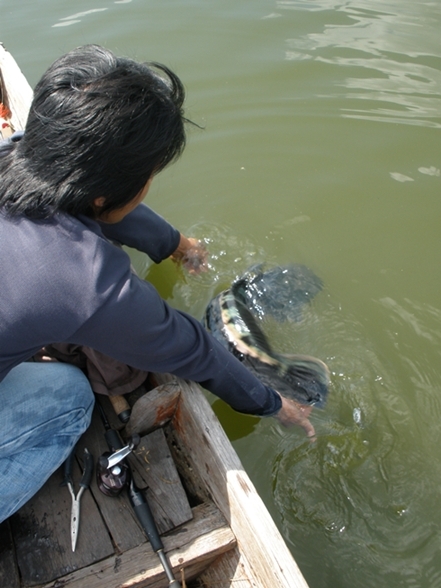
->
<box><xmin>282</xmin><ymin>0</ymin><xmax>441</xmax><ymax>127</ymax></box>
<box><xmin>52</xmin><ymin>8</ymin><xmax>108</xmax><ymax>28</ymax></box>
<box><xmin>145</xmin><ymin>221</ymin><xmax>269</xmax><ymax>319</ymax></box>
<box><xmin>266</xmin><ymin>290</ymin><xmax>441</xmax><ymax>586</ymax></box>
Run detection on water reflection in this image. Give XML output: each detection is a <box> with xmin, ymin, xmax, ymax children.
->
<box><xmin>52</xmin><ymin>8</ymin><xmax>108</xmax><ymax>28</ymax></box>
<box><xmin>281</xmin><ymin>0</ymin><xmax>441</xmax><ymax>127</ymax></box>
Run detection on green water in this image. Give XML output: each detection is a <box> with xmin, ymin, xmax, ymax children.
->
<box><xmin>2</xmin><ymin>1</ymin><xmax>441</xmax><ymax>586</ymax></box>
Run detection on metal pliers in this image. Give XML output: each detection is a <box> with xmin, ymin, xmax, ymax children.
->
<box><xmin>62</xmin><ymin>447</ymin><xmax>94</xmax><ymax>552</ymax></box>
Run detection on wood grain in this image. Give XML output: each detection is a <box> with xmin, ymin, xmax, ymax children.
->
<box><xmin>125</xmin><ymin>383</ymin><xmax>181</xmax><ymax>437</ymax></box>
<box><xmin>0</xmin><ymin>520</ymin><xmax>20</xmax><ymax>588</ymax></box>
<box><xmin>39</xmin><ymin>502</ymin><xmax>235</xmax><ymax>588</ymax></box>
<box><xmin>0</xmin><ymin>43</ymin><xmax>33</xmax><ymax>130</ymax></box>
<box><xmin>10</xmin><ymin>458</ymin><xmax>113</xmax><ymax>586</ymax></box>
<box><xmin>128</xmin><ymin>428</ymin><xmax>193</xmax><ymax>534</ymax></box>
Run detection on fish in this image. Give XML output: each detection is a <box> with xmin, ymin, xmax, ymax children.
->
<box><xmin>234</xmin><ymin>263</ymin><xmax>324</xmax><ymax>323</ymax></box>
<box><xmin>204</xmin><ymin>265</ymin><xmax>330</xmax><ymax>407</ymax></box>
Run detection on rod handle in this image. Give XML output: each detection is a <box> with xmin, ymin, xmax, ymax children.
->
<box><xmin>109</xmin><ymin>395</ymin><xmax>131</xmax><ymax>423</ymax></box>
<box><xmin>105</xmin><ymin>428</ymin><xmax>124</xmax><ymax>452</ymax></box>
<box><xmin>128</xmin><ymin>480</ymin><xmax>164</xmax><ymax>553</ymax></box>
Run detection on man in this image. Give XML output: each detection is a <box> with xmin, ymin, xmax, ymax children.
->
<box><xmin>0</xmin><ymin>45</ymin><xmax>313</xmax><ymax>522</ymax></box>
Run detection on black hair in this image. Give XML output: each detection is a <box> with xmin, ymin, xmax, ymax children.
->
<box><xmin>0</xmin><ymin>44</ymin><xmax>187</xmax><ymax>218</ymax></box>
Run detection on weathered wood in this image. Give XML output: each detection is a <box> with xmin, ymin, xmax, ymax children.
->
<box><xmin>129</xmin><ymin>428</ymin><xmax>193</xmax><ymax>534</ymax></box>
<box><xmin>0</xmin><ymin>519</ymin><xmax>20</xmax><ymax>588</ymax></box>
<box><xmin>10</xmin><ymin>457</ymin><xmax>114</xmax><ymax>587</ymax></box>
<box><xmin>198</xmin><ymin>549</ymin><xmax>256</xmax><ymax>588</ymax></box>
<box><xmin>78</xmin><ymin>405</ymin><xmax>192</xmax><ymax>541</ymax></box>
<box><xmin>125</xmin><ymin>382</ymin><xmax>181</xmax><ymax>437</ymax></box>
<box><xmin>154</xmin><ymin>374</ymin><xmax>310</xmax><ymax>588</ymax></box>
<box><xmin>0</xmin><ymin>43</ymin><xmax>32</xmax><ymax>130</ymax></box>
<box><xmin>75</xmin><ymin>409</ymin><xmax>147</xmax><ymax>552</ymax></box>
<box><xmin>39</xmin><ymin>502</ymin><xmax>235</xmax><ymax>588</ymax></box>
<box><xmin>164</xmin><ymin>421</ymin><xmax>210</xmax><ymax>506</ymax></box>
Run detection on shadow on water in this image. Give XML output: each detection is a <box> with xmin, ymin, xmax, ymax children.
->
<box><xmin>145</xmin><ymin>221</ymin><xmax>272</xmax><ymax>319</ymax></box>
<box><xmin>211</xmin><ymin>399</ymin><xmax>260</xmax><ymax>441</ymax></box>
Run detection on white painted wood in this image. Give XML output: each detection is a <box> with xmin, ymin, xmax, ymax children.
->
<box><xmin>0</xmin><ymin>43</ymin><xmax>33</xmax><ymax>130</ymax></box>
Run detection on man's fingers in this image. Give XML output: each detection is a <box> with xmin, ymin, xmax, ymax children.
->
<box><xmin>275</xmin><ymin>395</ymin><xmax>317</xmax><ymax>437</ymax></box>
<box><xmin>302</xmin><ymin>418</ymin><xmax>316</xmax><ymax>439</ymax></box>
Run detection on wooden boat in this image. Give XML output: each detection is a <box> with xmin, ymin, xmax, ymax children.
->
<box><xmin>0</xmin><ymin>43</ymin><xmax>310</xmax><ymax>588</ymax></box>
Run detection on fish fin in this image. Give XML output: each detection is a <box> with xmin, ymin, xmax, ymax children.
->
<box><xmin>230</xmin><ymin>278</ymin><xmax>249</xmax><ymax>306</ymax></box>
<box><xmin>241</xmin><ymin>351</ymin><xmax>330</xmax><ymax>407</ymax></box>
<box><xmin>236</xmin><ymin>263</ymin><xmax>324</xmax><ymax>323</ymax></box>
<box><xmin>275</xmin><ymin>353</ymin><xmax>330</xmax><ymax>407</ymax></box>
<box><xmin>279</xmin><ymin>353</ymin><xmax>330</xmax><ymax>384</ymax></box>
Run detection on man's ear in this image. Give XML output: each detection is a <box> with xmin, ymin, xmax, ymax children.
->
<box><xmin>93</xmin><ymin>197</ymin><xmax>106</xmax><ymax>208</ymax></box>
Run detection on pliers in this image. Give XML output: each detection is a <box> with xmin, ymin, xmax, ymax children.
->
<box><xmin>63</xmin><ymin>447</ymin><xmax>94</xmax><ymax>552</ymax></box>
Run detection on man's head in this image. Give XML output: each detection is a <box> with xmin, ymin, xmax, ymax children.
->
<box><xmin>0</xmin><ymin>44</ymin><xmax>187</xmax><ymax>218</ymax></box>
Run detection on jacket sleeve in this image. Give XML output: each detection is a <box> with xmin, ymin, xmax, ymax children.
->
<box><xmin>68</xmin><ymin>243</ymin><xmax>282</xmax><ymax>417</ymax></box>
<box><xmin>98</xmin><ymin>203</ymin><xmax>181</xmax><ymax>263</ymax></box>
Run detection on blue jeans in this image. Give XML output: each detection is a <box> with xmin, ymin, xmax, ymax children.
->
<box><xmin>0</xmin><ymin>362</ymin><xmax>94</xmax><ymax>523</ymax></box>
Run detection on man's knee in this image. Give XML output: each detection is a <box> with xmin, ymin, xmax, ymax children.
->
<box><xmin>49</xmin><ymin>363</ymin><xmax>95</xmax><ymax>413</ymax></box>
<box><xmin>0</xmin><ymin>362</ymin><xmax>95</xmax><ymax>455</ymax></box>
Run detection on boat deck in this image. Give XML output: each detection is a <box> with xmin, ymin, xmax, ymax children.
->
<box><xmin>0</xmin><ymin>380</ymin><xmax>237</xmax><ymax>588</ymax></box>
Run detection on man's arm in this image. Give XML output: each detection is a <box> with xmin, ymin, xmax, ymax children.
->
<box><xmin>99</xmin><ymin>203</ymin><xmax>208</xmax><ymax>273</ymax></box>
<box><xmin>98</xmin><ymin>203</ymin><xmax>181</xmax><ymax>263</ymax></box>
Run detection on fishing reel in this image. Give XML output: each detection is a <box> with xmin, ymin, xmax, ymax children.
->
<box><xmin>97</xmin><ymin>433</ymin><xmax>140</xmax><ymax>497</ymax></box>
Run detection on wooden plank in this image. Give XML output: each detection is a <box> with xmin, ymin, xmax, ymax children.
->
<box><xmin>198</xmin><ymin>549</ymin><xmax>256</xmax><ymax>588</ymax></box>
<box><xmin>75</xmin><ymin>408</ymin><xmax>147</xmax><ymax>552</ymax></box>
<box><xmin>125</xmin><ymin>382</ymin><xmax>181</xmax><ymax>437</ymax></box>
<box><xmin>77</xmin><ymin>404</ymin><xmax>192</xmax><ymax>545</ymax></box>
<box><xmin>10</xmin><ymin>456</ymin><xmax>114</xmax><ymax>587</ymax></box>
<box><xmin>154</xmin><ymin>374</ymin><xmax>310</xmax><ymax>588</ymax></box>
<box><xmin>40</xmin><ymin>501</ymin><xmax>235</xmax><ymax>588</ymax></box>
<box><xmin>0</xmin><ymin>519</ymin><xmax>20</xmax><ymax>588</ymax></box>
<box><xmin>128</xmin><ymin>428</ymin><xmax>193</xmax><ymax>534</ymax></box>
<box><xmin>0</xmin><ymin>43</ymin><xmax>32</xmax><ymax>130</ymax></box>
<box><xmin>163</xmin><ymin>420</ymin><xmax>210</xmax><ymax>506</ymax></box>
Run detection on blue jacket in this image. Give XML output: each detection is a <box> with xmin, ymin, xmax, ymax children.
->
<box><xmin>0</xmin><ymin>135</ymin><xmax>281</xmax><ymax>416</ymax></box>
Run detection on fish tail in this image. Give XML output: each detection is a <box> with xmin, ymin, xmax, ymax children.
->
<box><xmin>276</xmin><ymin>353</ymin><xmax>330</xmax><ymax>407</ymax></box>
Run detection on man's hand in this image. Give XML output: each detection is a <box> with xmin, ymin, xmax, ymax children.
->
<box><xmin>170</xmin><ymin>234</ymin><xmax>208</xmax><ymax>275</ymax></box>
<box><xmin>274</xmin><ymin>394</ymin><xmax>316</xmax><ymax>438</ymax></box>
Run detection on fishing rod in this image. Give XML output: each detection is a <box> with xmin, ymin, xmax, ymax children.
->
<box><xmin>97</xmin><ymin>402</ymin><xmax>181</xmax><ymax>588</ymax></box>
